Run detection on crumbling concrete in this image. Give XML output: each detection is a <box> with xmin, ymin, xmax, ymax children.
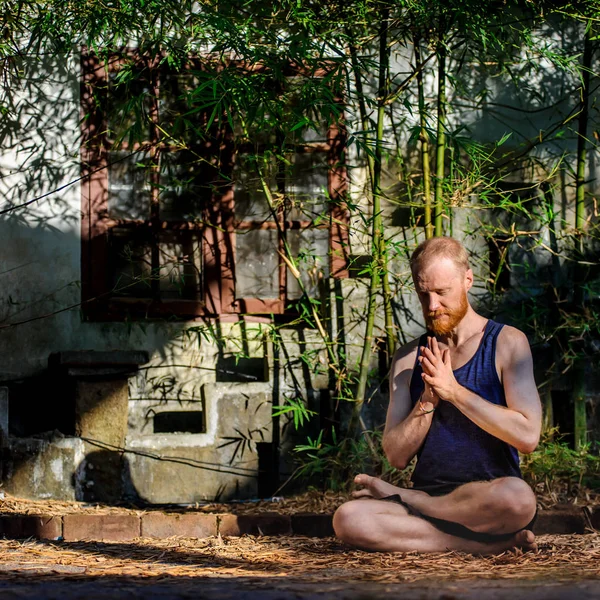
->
<box><xmin>1</xmin><ymin>436</ymin><xmax>85</xmax><ymax>501</ymax></box>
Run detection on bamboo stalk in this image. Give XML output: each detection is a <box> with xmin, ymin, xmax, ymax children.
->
<box><xmin>573</xmin><ymin>24</ymin><xmax>593</xmax><ymax>451</ymax></box>
<box><xmin>575</xmin><ymin>26</ymin><xmax>592</xmax><ymax>236</ymax></box>
<box><xmin>415</xmin><ymin>37</ymin><xmax>433</xmax><ymax>239</ymax></box>
<box><xmin>352</xmin><ymin>9</ymin><xmax>390</xmax><ymax>433</ymax></box>
<box><xmin>349</xmin><ymin>40</ymin><xmax>396</xmax><ymax>365</ymax></box>
<box><xmin>542</xmin><ymin>385</ymin><xmax>554</xmax><ymax>434</ymax></box>
<box><xmin>434</xmin><ymin>39</ymin><xmax>446</xmax><ymax>237</ymax></box>
<box><xmin>573</xmin><ymin>363</ymin><xmax>587</xmax><ymax>451</ymax></box>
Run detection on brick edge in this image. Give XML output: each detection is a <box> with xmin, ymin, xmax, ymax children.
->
<box><xmin>0</xmin><ymin>508</ymin><xmax>593</xmax><ymax>541</ymax></box>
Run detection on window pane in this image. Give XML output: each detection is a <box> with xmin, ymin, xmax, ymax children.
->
<box><xmin>159</xmin><ymin>151</ymin><xmax>213</xmax><ymax>222</ymax></box>
<box><xmin>235</xmin><ymin>229</ymin><xmax>279</xmax><ymax>298</ymax></box>
<box><xmin>286</xmin><ymin>152</ymin><xmax>328</xmax><ymax>220</ymax></box>
<box><xmin>290</xmin><ymin>123</ymin><xmax>329</xmax><ymax>144</ymax></box>
<box><xmin>159</xmin><ymin>72</ymin><xmax>197</xmax><ymax>134</ymax></box>
<box><xmin>285</xmin><ymin>77</ymin><xmax>330</xmax><ymax>144</ymax></box>
<box><xmin>158</xmin><ymin>233</ymin><xmax>203</xmax><ymax>299</ymax></box>
<box><xmin>233</xmin><ymin>154</ymin><xmax>278</xmax><ymax>222</ymax></box>
<box><xmin>287</xmin><ymin>228</ymin><xmax>329</xmax><ymax>300</ymax></box>
<box><xmin>109</xmin><ymin>229</ymin><xmax>203</xmax><ymax>300</ymax></box>
<box><xmin>109</xmin><ymin>229</ymin><xmax>153</xmax><ymax>297</ymax></box>
<box><xmin>108</xmin><ymin>151</ymin><xmax>151</xmax><ymax>220</ymax></box>
<box><xmin>158</xmin><ymin>72</ymin><xmax>212</xmax><ymax>145</ymax></box>
<box><xmin>107</xmin><ymin>70</ymin><xmax>152</xmax><ymax>144</ymax></box>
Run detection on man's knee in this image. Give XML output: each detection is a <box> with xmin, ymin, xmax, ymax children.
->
<box><xmin>490</xmin><ymin>477</ymin><xmax>536</xmax><ymax>528</ymax></box>
<box><xmin>333</xmin><ymin>501</ymin><xmax>362</xmax><ymax>541</ymax></box>
<box><xmin>333</xmin><ymin>500</ymin><xmax>385</xmax><ymax>546</ymax></box>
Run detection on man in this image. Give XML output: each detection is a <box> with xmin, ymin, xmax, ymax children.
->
<box><xmin>333</xmin><ymin>236</ymin><xmax>542</xmax><ymax>554</ymax></box>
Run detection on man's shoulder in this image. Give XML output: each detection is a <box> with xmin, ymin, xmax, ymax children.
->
<box><xmin>496</xmin><ymin>324</ymin><xmax>532</xmax><ymax>361</ymax></box>
<box><xmin>497</xmin><ymin>323</ymin><xmax>530</xmax><ymax>345</ymax></box>
<box><xmin>392</xmin><ymin>336</ymin><xmax>422</xmax><ymax>370</ymax></box>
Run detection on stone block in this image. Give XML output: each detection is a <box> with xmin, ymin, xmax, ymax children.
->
<box><xmin>533</xmin><ymin>509</ymin><xmax>586</xmax><ymax>535</ymax></box>
<box><xmin>126</xmin><ymin>381</ymin><xmax>273</xmax><ymax>503</ymax></box>
<box><xmin>217</xmin><ymin>512</ymin><xmax>291</xmax><ymax>536</ymax></box>
<box><xmin>75</xmin><ymin>380</ymin><xmax>128</xmax><ymax>446</ymax></box>
<box><xmin>124</xmin><ymin>446</ymin><xmax>259</xmax><ymax>504</ymax></box>
<box><xmin>202</xmin><ymin>382</ymin><xmax>273</xmax><ymax>443</ymax></box>
<box><xmin>141</xmin><ymin>513</ymin><xmax>217</xmax><ymax>538</ymax></box>
<box><xmin>291</xmin><ymin>513</ymin><xmax>334</xmax><ymax>537</ymax></box>
<box><xmin>3</xmin><ymin>437</ymin><xmax>84</xmax><ymax>501</ymax></box>
<box><xmin>63</xmin><ymin>514</ymin><xmax>140</xmax><ymax>541</ymax></box>
<box><xmin>0</xmin><ymin>515</ymin><xmax>62</xmax><ymax>540</ymax></box>
<box><xmin>74</xmin><ymin>378</ymin><xmax>129</xmax><ymax>503</ymax></box>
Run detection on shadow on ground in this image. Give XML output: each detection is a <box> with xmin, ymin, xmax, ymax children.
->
<box><xmin>0</xmin><ymin>572</ymin><xmax>599</xmax><ymax>600</ymax></box>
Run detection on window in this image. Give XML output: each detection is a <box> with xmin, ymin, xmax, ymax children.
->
<box><xmin>81</xmin><ymin>51</ymin><xmax>348</xmax><ymax>320</ymax></box>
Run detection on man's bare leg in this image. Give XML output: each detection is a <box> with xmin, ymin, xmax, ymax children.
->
<box><xmin>353</xmin><ymin>474</ymin><xmax>537</xmax><ymax>536</ymax></box>
<box><xmin>333</xmin><ymin>498</ymin><xmax>536</xmax><ymax>554</ymax></box>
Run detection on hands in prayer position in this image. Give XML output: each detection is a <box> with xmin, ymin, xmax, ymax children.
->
<box><xmin>418</xmin><ymin>336</ymin><xmax>461</xmax><ymax>405</ymax></box>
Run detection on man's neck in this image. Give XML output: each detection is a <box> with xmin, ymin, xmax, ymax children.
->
<box><xmin>437</xmin><ymin>309</ymin><xmax>488</xmax><ymax>348</ymax></box>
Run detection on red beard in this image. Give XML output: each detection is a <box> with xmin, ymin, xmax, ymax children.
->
<box><xmin>425</xmin><ymin>292</ymin><xmax>469</xmax><ymax>336</ymax></box>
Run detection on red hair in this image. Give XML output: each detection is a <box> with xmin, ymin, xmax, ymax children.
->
<box><xmin>410</xmin><ymin>237</ymin><xmax>470</xmax><ymax>275</ymax></box>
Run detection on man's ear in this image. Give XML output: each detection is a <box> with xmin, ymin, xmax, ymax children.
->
<box><xmin>465</xmin><ymin>268</ymin><xmax>474</xmax><ymax>291</ymax></box>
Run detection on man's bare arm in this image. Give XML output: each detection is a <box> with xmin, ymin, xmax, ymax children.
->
<box><xmin>382</xmin><ymin>339</ymin><xmax>438</xmax><ymax>469</ymax></box>
<box><xmin>420</xmin><ymin>327</ymin><xmax>542</xmax><ymax>454</ymax></box>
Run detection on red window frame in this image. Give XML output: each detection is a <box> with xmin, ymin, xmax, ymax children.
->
<box><xmin>80</xmin><ymin>50</ymin><xmax>349</xmax><ymax>320</ymax></box>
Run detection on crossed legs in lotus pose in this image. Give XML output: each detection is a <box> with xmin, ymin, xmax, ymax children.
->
<box><xmin>333</xmin><ymin>474</ymin><xmax>537</xmax><ymax>554</ymax></box>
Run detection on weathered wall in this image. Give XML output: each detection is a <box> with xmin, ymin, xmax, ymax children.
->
<box><xmin>0</xmin><ymin>55</ymin><xmax>282</xmax><ymax>501</ymax></box>
<box><xmin>0</xmin><ymin>22</ymin><xmax>598</xmax><ymax>503</ymax></box>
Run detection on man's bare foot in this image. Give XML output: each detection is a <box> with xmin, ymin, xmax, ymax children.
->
<box><xmin>480</xmin><ymin>529</ymin><xmax>537</xmax><ymax>555</ymax></box>
<box><xmin>512</xmin><ymin>529</ymin><xmax>538</xmax><ymax>553</ymax></box>
<box><xmin>352</xmin><ymin>474</ymin><xmax>404</xmax><ymax>499</ymax></box>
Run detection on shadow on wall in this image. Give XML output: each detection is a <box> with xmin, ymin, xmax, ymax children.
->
<box><xmin>73</xmin><ymin>450</ymin><xmax>148</xmax><ymax>505</ymax></box>
<box><xmin>0</xmin><ymin>53</ymin><xmax>243</xmax><ymax>503</ymax></box>
<box><xmin>0</xmin><ymin>51</ymin><xmax>88</xmax><ymax>376</ymax></box>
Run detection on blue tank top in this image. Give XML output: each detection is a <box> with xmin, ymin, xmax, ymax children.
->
<box><xmin>409</xmin><ymin>319</ymin><xmax>522</xmax><ymax>495</ymax></box>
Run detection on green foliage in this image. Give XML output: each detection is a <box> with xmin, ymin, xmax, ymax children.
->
<box><xmin>293</xmin><ymin>428</ymin><xmax>413</xmax><ymax>491</ymax></box>
<box><xmin>288</xmin><ymin>424</ymin><xmax>600</xmax><ymax>498</ymax></box>
<box><xmin>272</xmin><ymin>397</ymin><xmax>317</xmax><ymax>429</ymax></box>
<box><xmin>521</xmin><ymin>428</ymin><xmax>600</xmax><ymax>497</ymax></box>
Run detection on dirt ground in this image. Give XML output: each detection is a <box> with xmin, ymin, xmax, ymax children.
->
<box><xmin>1</xmin><ymin>493</ymin><xmax>599</xmax><ymax>598</ymax></box>
<box><xmin>0</xmin><ymin>533</ymin><xmax>597</xmax><ymax>599</ymax></box>
<box><xmin>0</xmin><ymin>490</ymin><xmax>350</xmax><ymax>516</ymax></box>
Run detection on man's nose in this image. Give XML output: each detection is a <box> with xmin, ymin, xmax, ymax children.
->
<box><xmin>428</xmin><ymin>294</ymin><xmax>440</xmax><ymax>312</ymax></box>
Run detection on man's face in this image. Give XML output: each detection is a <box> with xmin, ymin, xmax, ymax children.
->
<box><xmin>413</xmin><ymin>257</ymin><xmax>473</xmax><ymax>336</ymax></box>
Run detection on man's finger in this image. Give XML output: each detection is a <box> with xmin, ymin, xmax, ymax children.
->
<box><xmin>421</xmin><ymin>347</ymin><xmax>437</xmax><ymax>363</ymax></box>
<box><xmin>420</xmin><ymin>356</ymin><xmax>436</xmax><ymax>374</ymax></box>
<box><xmin>421</xmin><ymin>372</ymin><xmax>434</xmax><ymax>385</ymax></box>
<box><xmin>443</xmin><ymin>348</ymin><xmax>451</xmax><ymax>366</ymax></box>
